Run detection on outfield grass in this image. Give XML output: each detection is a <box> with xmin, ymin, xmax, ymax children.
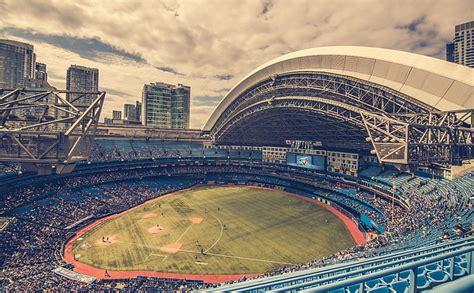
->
<box><xmin>72</xmin><ymin>186</ymin><xmax>355</xmax><ymax>274</ymax></box>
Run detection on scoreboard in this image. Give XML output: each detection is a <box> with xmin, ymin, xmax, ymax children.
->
<box><xmin>287</xmin><ymin>152</ymin><xmax>326</xmax><ymax>171</ymax></box>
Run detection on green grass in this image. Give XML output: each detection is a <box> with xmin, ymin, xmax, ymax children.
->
<box><xmin>72</xmin><ymin>186</ymin><xmax>355</xmax><ymax>274</ymax></box>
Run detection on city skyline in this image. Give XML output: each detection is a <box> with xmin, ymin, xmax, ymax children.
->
<box><xmin>0</xmin><ymin>0</ymin><xmax>472</xmax><ymax>128</ymax></box>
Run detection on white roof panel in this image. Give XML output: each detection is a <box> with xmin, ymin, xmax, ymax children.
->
<box><xmin>205</xmin><ymin>46</ymin><xmax>473</xmax><ymax>130</ymax></box>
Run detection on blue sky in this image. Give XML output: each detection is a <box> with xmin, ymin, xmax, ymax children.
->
<box><xmin>0</xmin><ymin>0</ymin><xmax>471</xmax><ymax>128</ymax></box>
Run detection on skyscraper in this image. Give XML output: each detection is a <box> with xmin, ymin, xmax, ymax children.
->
<box><xmin>124</xmin><ymin>104</ymin><xmax>137</xmax><ymax>121</ymax></box>
<box><xmin>35</xmin><ymin>63</ymin><xmax>47</xmax><ymax>82</ymax></box>
<box><xmin>142</xmin><ymin>82</ymin><xmax>190</xmax><ymax>129</ymax></box>
<box><xmin>135</xmin><ymin>101</ymin><xmax>142</xmax><ymax>124</ymax></box>
<box><xmin>66</xmin><ymin>65</ymin><xmax>99</xmax><ymax>106</ymax></box>
<box><xmin>446</xmin><ymin>42</ymin><xmax>454</xmax><ymax>63</ymax></box>
<box><xmin>171</xmin><ymin>84</ymin><xmax>190</xmax><ymax>129</ymax></box>
<box><xmin>112</xmin><ymin>110</ymin><xmax>122</xmax><ymax>120</ymax></box>
<box><xmin>26</xmin><ymin>62</ymin><xmax>50</xmax><ymax>89</ymax></box>
<box><xmin>449</xmin><ymin>20</ymin><xmax>474</xmax><ymax>68</ymax></box>
<box><xmin>0</xmin><ymin>39</ymin><xmax>36</xmax><ymax>88</ymax></box>
<box><xmin>142</xmin><ymin>82</ymin><xmax>172</xmax><ymax>128</ymax></box>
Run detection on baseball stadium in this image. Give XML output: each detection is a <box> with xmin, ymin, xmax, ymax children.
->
<box><xmin>1</xmin><ymin>46</ymin><xmax>473</xmax><ymax>292</ymax></box>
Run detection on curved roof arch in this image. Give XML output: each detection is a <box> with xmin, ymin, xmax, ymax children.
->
<box><xmin>204</xmin><ymin>46</ymin><xmax>473</xmax><ymax>131</ymax></box>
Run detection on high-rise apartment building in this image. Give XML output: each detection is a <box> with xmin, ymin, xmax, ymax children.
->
<box><xmin>142</xmin><ymin>82</ymin><xmax>172</xmax><ymax>128</ymax></box>
<box><xmin>446</xmin><ymin>42</ymin><xmax>455</xmax><ymax>63</ymax></box>
<box><xmin>135</xmin><ymin>101</ymin><xmax>142</xmax><ymax>124</ymax></box>
<box><xmin>171</xmin><ymin>84</ymin><xmax>191</xmax><ymax>129</ymax></box>
<box><xmin>112</xmin><ymin>110</ymin><xmax>122</xmax><ymax>120</ymax></box>
<box><xmin>142</xmin><ymin>82</ymin><xmax>190</xmax><ymax>129</ymax></box>
<box><xmin>35</xmin><ymin>63</ymin><xmax>47</xmax><ymax>82</ymax></box>
<box><xmin>448</xmin><ymin>20</ymin><xmax>474</xmax><ymax>67</ymax></box>
<box><xmin>26</xmin><ymin>62</ymin><xmax>50</xmax><ymax>89</ymax></box>
<box><xmin>66</xmin><ymin>65</ymin><xmax>99</xmax><ymax>106</ymax></box>
<box><xmin>124</xmin><ymin>103</ymin><xmax>137</xmax><ymax>121</ymax></box>
<box><xmin>0</xmin><ymin>39</ymin><xmax>36</xmax><ymax>88</ymax></box>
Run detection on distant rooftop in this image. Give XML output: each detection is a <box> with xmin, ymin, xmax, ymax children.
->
<box><xmin>144</xmin><ymin>82</ymin><xmax>190</xmax><ymax>88</ymax></box>
<box><xmin>0</xmin><ymin>39</ymin><xmax>34</xmax><ymax>50</ymax></box>
<box><xmin>455</xmin><ymin>20</ymin><xmax>474</xmax><ymax>32</ymax></box>
<box><xmin>68</xmin><ymin>64</ymin><xmax>99</xmax><ymax>72</ymax></box>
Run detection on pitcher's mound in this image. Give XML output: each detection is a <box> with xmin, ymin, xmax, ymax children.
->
<box><xmin>148</xmin><ymin>225</ymin><xmax>165</xmax><ymax>234</ymax></box>
<box><xmin>189</xmin><ymin>217</ymin><xmax>203</xmax><ymax>224</ymax></box>
<box><xmin>160</xmin><ymin>242</ymin><xmax>182</xmax><ymax>254</ymax></box>
<box><xmin>95</xmin><ymin>235</ymin><xmax>119</xmax><ymax>246</ymax></box>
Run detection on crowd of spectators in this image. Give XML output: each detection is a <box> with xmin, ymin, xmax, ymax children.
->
<box><xmin>0</xmin><ymin>157</ymin><xmax>471</xmax><ymax>291</ymax></box>
<box><xmin>0</xmin><ymin>162</ymin><xmax>22</xmax><ymax>176</ymax></box>
<box><xmin>88</xmin><ymin>139</ymin><xmax>259</xmax><ymax>162</ymax></box>
<box><xmin>1</xmin><ymin>172</ymin><xmax>199</xmax><ymax>291</ymax></box>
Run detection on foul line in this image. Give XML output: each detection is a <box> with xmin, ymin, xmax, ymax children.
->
<box><xmin>174</xmin><ymin>223</ymin><xmax>194</xmax><ymax>243</ymax></box>
<box><xmin>204</xmin><ymin>213</ymin><xmax>224</xmax><ymax>253</ymax></box>
<box><xmin>144</xmin><ymin>253</ymin><xmax>167</xmax><ymax>262</ymax></box>
<box><xmin>117</xmin><ymin>240</ymin><xmax>294</xmax><ymax>265</ymax></box>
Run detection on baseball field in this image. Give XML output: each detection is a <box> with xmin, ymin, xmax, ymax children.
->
<box><xmin>71</xmin><ymin>185</ymin><xmax>356</xmax><ymax>275</ymax></box>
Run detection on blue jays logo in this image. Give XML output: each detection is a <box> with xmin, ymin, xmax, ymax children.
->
<box><xmin>297</xmin><ymin>156</ymin><xmax>311</xmax><ymax>167</ymax></box>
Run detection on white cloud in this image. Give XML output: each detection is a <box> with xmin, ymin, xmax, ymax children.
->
<box><xmin>0</xmin><ymin>0</ymin><xmax>471</xmax><ymax>127</ymax></box>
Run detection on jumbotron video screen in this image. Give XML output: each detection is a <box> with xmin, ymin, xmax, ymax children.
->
<box><xmin>286</xmin><ymin>152</ymin><xmax>326</xmax><ymax>170</ymax></box>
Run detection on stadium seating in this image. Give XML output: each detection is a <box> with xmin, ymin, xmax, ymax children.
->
<box><xmin>0</xmin><ymin>146</ymin><xmax>472</xmax><ymax>290</ymax></box>
<box><xmin>211</xmin><ymin>237</ymin><xmax>473</xmax><ymax>292</ymax></box>
<box><xmin>358</xmin><ymin>165</ymin><xmax>382</xmax><ymax>179</ymax></box>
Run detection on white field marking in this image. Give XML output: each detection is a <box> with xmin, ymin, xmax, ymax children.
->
<box><xmin>162</xmin><ymin>256</ymin><xmax>168</xmax><ymax>262</ymax></box>
<box><xmin>117</xmin><ymin>240</ymin><xmax>295</xmax><ymax>265</ymax></box>
<box><xmin>204</xmin><ymin>213</ymin><xmax>224</xmax><ymax>253</ymax></box>
<box><xmin>202</xmin><ymin>251</ymin><xmax>295</xmax><ymax>265</ymax></box>
<box><xmin>144</xmin><ymin>253</ymin><xmax>167</xmax><ymax>262</ymax></box>
<box><xmin>195</xmin><ymin>262</ymin><xmax>208</xmax><ymax>265</ymax></box>
<box><xmin>174</xmin><ymin>223</ymin><xmax>194</xmax><ymax>243</ymax></box>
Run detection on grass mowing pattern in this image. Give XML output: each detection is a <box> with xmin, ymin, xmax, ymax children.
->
<box><xmin>72</xmin><ymin>186</ymin><xmax>355</xmax><ymax>275</ymax></box>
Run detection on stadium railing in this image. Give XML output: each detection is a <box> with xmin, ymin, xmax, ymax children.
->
<box><xmin>294</xmin><ymin>245</ymin><xmax>473</xmax><ymax>292</ymax></box>
<box><xmin>208</xmin><ymin>236</ymin><xmax>473</xmax><ymax>292</ymax></box>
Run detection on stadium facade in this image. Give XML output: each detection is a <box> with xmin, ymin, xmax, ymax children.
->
<box><xmin>205</xmin><ymin>46</ymin><xmax>473</xmax><ymax>171</ymax></box>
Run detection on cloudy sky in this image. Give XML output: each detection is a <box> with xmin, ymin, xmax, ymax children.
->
<box><xmin>0</xmin><ymin>0</ymin><xmax>471</xmax><ymax>128</ymax></box>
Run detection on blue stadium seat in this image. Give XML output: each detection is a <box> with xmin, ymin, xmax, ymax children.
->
<box><xmin>398</xmin><ymin>271</ymin><xmax>410</xmax><ymax>280</ymax></box>
<box><xmin>417</xmin><ymin>275</ymin><xmax>429</xmax><ymax>289</ymax></box>
<box><xmin>346</xmin><ymin>284</ymin><xmax>360</xmax><ymax>293</ymax></box>
<box><xmin>391</xmin><ymin>280</ymin><xmax>409</xmax><ymax>293</ymax></box>
<box><xmin>427</xmin><ymin>270</ymin><xmax>449</xmax><ymax>284</ymax></box>
<box><xmin>453</xmin><ymin>264</ymin><xmax>467</xmax><ymax>277</ymax></box>
<box><xmin>382</xmin><ymin>274</ymin><xmax>397</xmax><ymax>284</ymax></box>
<box><xmin>365</xmin><ymin>279</ymin><xmax>381</xmax><ymax>290</ymax></box>
<box><xmin>442</xmin><ymin>259</ymin><xmax>451</xmax><ymax>267</ymax></box>
<box><xmin>454</xmin><ymin>255</ymin><xmax>465</xmax><ymax>262</ymax></box>
<box><xmin>425</xmin><ymin>263</ymin><xmax>439</xmax><ymax>271</ymax></box>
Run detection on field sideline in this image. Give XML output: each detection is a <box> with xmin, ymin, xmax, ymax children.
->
<box><xmin>66</xmin><ymin>185</ymin><xmax>359</xmax><ymax>281</ymax></box>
